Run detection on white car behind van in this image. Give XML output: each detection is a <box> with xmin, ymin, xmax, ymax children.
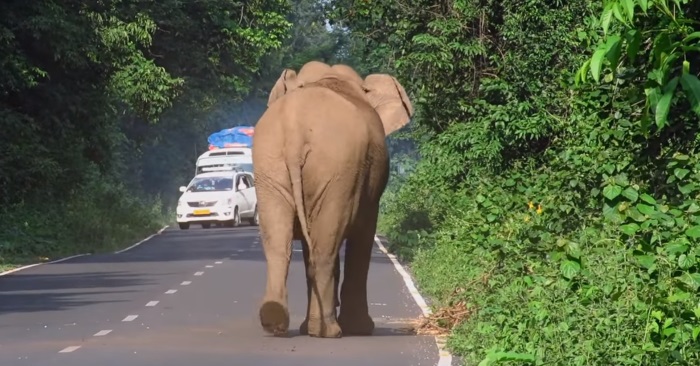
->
<box><xmin>176</xmin><ymin>168</ymin><xmax>258</xmax><ymax>229</ymax></box>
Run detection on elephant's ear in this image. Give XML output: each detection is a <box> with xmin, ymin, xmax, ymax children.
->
<box><xmin>267</xmin><ymin>69</ymin><xmax>298</xmax><ymax>107</ymax></box>
<box><xmin>363</xmin><ymin>74</ymin><xmax>414</xmax><ymax>136</ymax></box>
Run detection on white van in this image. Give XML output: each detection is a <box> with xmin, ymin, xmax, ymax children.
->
<box><xmin>195</xmin><ymin>147</ymin><xmax>253</xmax><ymax>174</ymax></box>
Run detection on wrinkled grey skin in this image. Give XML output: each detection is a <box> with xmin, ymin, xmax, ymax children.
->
<box><xmin>252</xmin><ymin>61</ymin><xmax>414</xmax><ymax>338</ymax></box>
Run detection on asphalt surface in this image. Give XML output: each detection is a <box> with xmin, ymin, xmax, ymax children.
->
<box><xmin>0</xmin><ymin>226</ymin><xmax>441</xmax><ymax>366</ymax></box>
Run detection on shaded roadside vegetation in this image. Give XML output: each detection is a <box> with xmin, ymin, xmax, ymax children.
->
<box><xmin>0</xmin><ymin>0</ymin><xmax>355</xmax><ymax>270</ymax></box>
<box><xmin>4</xmin><ymin>0</ymin><xmax>700</xmax><ymax>364</ymax></box>
<box><xmin>327</xmin><ymin>0</ymin><xmax>700</xmax><ymax>364</ymax></box>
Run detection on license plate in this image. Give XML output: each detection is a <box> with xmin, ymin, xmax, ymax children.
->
<box><xmin>193</xmin><ymin>209</ymin><xmax>211</xmax><ymax>215</ymax></box>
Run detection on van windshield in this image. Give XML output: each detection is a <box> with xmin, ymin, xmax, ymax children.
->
<box><xmin>187</xmin><ymin>176</ymin><xmax>233</xmax><ymax>192</ymax></box>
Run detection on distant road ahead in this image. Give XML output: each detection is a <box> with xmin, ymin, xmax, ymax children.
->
<box><xmin>0</xmin><ymin>226</ymin><xmax>443</xmax><ymax>366</ymax></box>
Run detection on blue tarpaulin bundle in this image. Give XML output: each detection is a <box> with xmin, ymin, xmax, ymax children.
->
<box><xmin>207</xmin><ymin>126</ymin><xmax>255</xmax><ymax>150</ymax></box>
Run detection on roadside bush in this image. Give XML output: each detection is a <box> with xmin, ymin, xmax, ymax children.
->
<box><xmin>0</xmin><ymin>171</ymin><xmax>168</xmax><ymax>269</ymax></box>
<box><xmin>355</xmin><ymin>0</ymin><xmax>700</xmax><ymax>364</ymax></box>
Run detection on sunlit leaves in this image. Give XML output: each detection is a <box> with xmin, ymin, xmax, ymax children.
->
<box><xmin>576</xmin><ymin>0</ymin><xmax>700</xmax><ymax>133</ymax></box>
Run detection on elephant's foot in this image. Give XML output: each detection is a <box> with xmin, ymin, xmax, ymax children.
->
<box><xmin>299</xmin><ymin>318</ymin><xmax>308</xmax><ymax>335</ymax></box>
<box><xmin>338</xmin><ymin>312</ymin><xmax>374</xmax><ymax>336</ymax></box>
<box><xmin>259</xmin><ymin>301</ymin><xmax>290</xmax><ymax>336</ymax></box>
<box><xmin>306</xmin><ymin>317</ymin><xmax>343</xmax><ymax>338</ymax></box>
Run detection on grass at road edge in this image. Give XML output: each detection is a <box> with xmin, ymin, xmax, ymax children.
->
<box><xmin>1</xmin><ymin>181</ymin><xmax>174</xmax><ymax>273</ymax></box>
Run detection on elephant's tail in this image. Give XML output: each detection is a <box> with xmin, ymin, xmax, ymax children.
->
<box><xmin>286</xmin><ymin>150</ymin><xmax>314</xmax><ymax>263</ymax></box>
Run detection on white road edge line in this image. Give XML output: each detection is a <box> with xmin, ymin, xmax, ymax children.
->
<box><xmin>94</xmin><ymin>329</ymin><xmax>112</xmax><ymax>336</ymax></box>
<box><xmin>0</xmin><ymin>253</ymin><xmax>90</xmax><ymax>277</ymax></box>
<box><xmin>122</xmin><ymin>315</ymin><xmax>138</xmax><ymax>322</ymax></box>
<box><xmin>0</xmin><ymin>225</ymin><xmax>169</xmax><ymax>277</ymax></box>
<box><xmin>59</xmin><ymin>346</ymin><xmax>81</xmax><ymax>353</ymax></box>
<box><xmin>374</xmin><ymin>235</ymin><xmax>453</xmax><ymax>366</ymax></box>
<box><xmin>114</xmin><ymin>225</ymin><xmax>169</xmax><ymax>254</ymax></box>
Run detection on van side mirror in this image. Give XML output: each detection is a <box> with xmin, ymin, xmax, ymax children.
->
<box><xmin>179</xmin><ymin>186</ymin><xmax>187</xmax><ymax>193</ymax></box>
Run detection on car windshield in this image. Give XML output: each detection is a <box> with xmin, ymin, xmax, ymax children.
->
<box><xmin>187</xmin><ymin>176</ymin><xmax>233</xmax><ymax>192</ymax></box>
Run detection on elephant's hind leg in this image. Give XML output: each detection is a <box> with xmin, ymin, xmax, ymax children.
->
<box><xmin>300</xmin><ymin>240</ymin><xmax>341</xmax><ymax>335</ymax></box>
<box><xmin>258</xmin><ymin>190</ymin><xmax>295</xmax><ymax>336</ymax></box>
<box><xmin>338</xmin><ymin>209</ymin><xmax>378</xmax><ymax>335</ymax></box>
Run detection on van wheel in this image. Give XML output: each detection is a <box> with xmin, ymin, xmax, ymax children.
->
<box><xmin>248</xmin><ymin>206</ymin><xmax>259</xmax><ymax>226</ymax></box>
<box><xmin>179</xmin><ymin>223</ymin><xmax>190</xmax><ymax>230</ymax></box>
<box><xmin>201</xmin><ymin>223</ymin><xmax>211</xmax><ymax>229</ymax></box>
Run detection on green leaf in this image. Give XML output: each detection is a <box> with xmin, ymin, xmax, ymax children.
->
<box><xmin>680</xmin><ymin>73</ymin><xmax>700</xmax><ymax>116</ymax></box>
<box><xmin>638</xmin><ymin>0</ymin><xmax>648</xmax><ymax>12</ymax></box>
<box><xmin>622</xmin><ymin>187</ymin><xmax>639</xmax><ymax>202</ymax></box>
<box><xmin>601</xmin><ymin>3</ymin><xmax>614</xmax><ymax>35</ymax></box>
<box><xmin>612</xmin><ymin>2</ymin><xmax>626</xmax><ymax>24</ymax></box>
<box><xmin>637</xmin><ymin>203</ymin><xmax>656</xmax><ymax>216</ymax></box>
<box><xmin>682</xmin><ymin>32</ymin><xmax>700</xmax><ymax>44</ymax></box>
<box><xmin>686</xmin><ymin>226</ymin><xmax>700</xmax><ymax>239</ymax></box>
<box><xmin>665</xmin><ymin>242</ymin><xmax>689</xmax><ymax>255</ymax></box>
<box><xmin>668</xmin><ymin>291</ymin><xmax>690</xmax><ymax>303</ymax></box>
<box><xmin>674</xmin><ymin>168</ymin><xmax>690</xmax><ymax>180</ymax></box>
<box><xmin>603</xmin><ymin>184</ymin><xmax>623</xmax><ymax>200</ymax></box>
<box><xmin>626</xmin><ymin>29</ymin><xmax>642</xmax><ymax>62</ymax></box>
<box><xmin>654</xmin><ymin>93</ymin><xmax>672</xmax><ymax>129</ymax></box>
<box><xmin>561</xmin><ymin>260</ymin><xmax>581</xmax><ymax>280</ymax></box>
<box><xmin>678</xmin><ymin>254</ymin><xmax>694</xmax><ymax>269</ymax></box>
<box><xmin>620</xmin><ymin>223</ymin><xmax>640</xmax><ymax>235</ymax></box>
<box><xmin>640</xmin><ymin>194</ymin><xmax>656</xmax><ymax>204</ymax></box>
<box><xmin>621</xmin><ymin>0</ymin><xmax>635</xmax><ymax>22</ymax></box>
<box><xmin>679</xmin><ymin>272</ymin><xmax>700</xmax><ymax>291</ymax></box>
<box><xmin>590</xmin><ymin>48</ymin><xmax>607</xmax><ymax>83</ymax></box>
<box><xmin>567</xmin><ymin>241</ymin><xmax>582</xmax><ymax>259</ymax></box>
<box><xmin>678</xmin><ymin>183</ymin><xmax>696</xmax><ymax>195</ymax></box>
<box><xmin>636</xmin><ymin>255</ymin><xmax>656</xmax><ymax>270</ymax></box>
<box><xmin>605</xmin><ymin>35</ymin><xmax>623</xmax><ymax>72</ymax></box>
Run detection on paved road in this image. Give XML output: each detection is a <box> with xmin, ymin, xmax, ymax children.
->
<box><xmin>0</xmin><ymin>226</ymin><xmax>442</xmax><ymax>366</ymax></box>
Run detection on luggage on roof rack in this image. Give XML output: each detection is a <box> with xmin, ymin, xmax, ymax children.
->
<box><xmin>207</xmin><ymin>126</ymin><xmax>254</xmax><ymax>150</ymax></box>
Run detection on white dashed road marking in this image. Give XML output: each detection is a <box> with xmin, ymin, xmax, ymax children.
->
<box><xmin>122</xmin><ymin>315</ymin><xmax>138</xmax><ymax>322</ymax></box>
<box><xmin>146</xmin><ymin>301</ymin><xmax>159</xmax><ymax>307</ymax></box>
<box><xmin>94</xmin><ymin>330</ymin><xmax>112</xmax><ymax>336</ymax></box>
<box><xmin>236</xmin><ymin>249</ymin><xmax>245</xmax><ymax>252</ymax></box>
<box><xmin>215</xmin><ymin>261</ymin><xmax>223</xmax><ymax>264</ymax></box>
<box><xmin>165</xmin><ymin>289</ymin><xmax>178</xmax><ymax>294</ymax></box>
<box><xmin>59</xmin><ymin>346</ymin><xmax>81</xmax><ymax>353</ymax></box>
<box><xmin>194</xmin><ymin>271</ymin><xmax>204</xmax><ymax>276</ymax></box>
<box><xmin>206</xmin><ymin>265</ymin><xmax>213</xmax><ymax>268</ymax></box>
<box><xmin>181</xmin><ymin>281</ymin><xmax>192</xmax><ymax>285</ymax></box>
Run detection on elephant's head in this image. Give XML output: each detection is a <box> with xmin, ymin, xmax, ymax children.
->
<box><xmin>267</xmin><ymin>61</ymin><xmax>414</xmax><ymax>136</ymax></box>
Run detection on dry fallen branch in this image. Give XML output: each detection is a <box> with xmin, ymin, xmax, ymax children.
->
<box><xmin>412</xmin><ymin>288</ymin><xmax>472</xmax><ymax>336</ymax></box>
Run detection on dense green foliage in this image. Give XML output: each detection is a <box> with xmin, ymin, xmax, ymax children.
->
<box><xmin>329</xmin><ymin>0</ymin><xmax>700</xmax><ymax>364</ymax></box>
<box><xmin>5</xmin><ymin>0</ymin><xmax>700</xmax><ymax>364</ymax></box>
<box><xmin>0</xmin><ymin>0</ymin><xmax>291</xmax><ymax>268</ymax></box>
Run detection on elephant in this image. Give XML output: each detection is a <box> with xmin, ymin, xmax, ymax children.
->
<box><xmin>252</xmin><ymin>60</ymin><xmax>414</xmax><ymax>338</ymax></box>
